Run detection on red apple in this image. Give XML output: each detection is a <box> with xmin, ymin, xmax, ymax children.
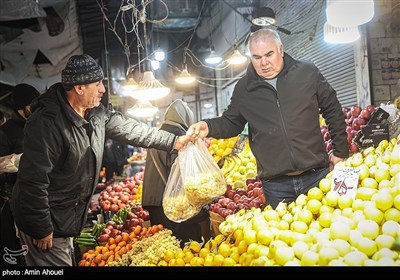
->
<box><xmin>366</xmin><ymin>104</ymin><xmax>376</xmax><ymax>113</ymax></box>
<box><xmin>349</xmin><ymin>143</ymin><xmax>359</xmax><ymax>153</ymax></box>
<box><xmin>323</xmin><ymin>131</ymin><xmax>331</xmax><ymax>141</ymax></box>
<box><xmin>351</xmin><ymin>105</ymin><xmax>362</xmax><ymax>117</ymax></box>
<box><xmin>359</xmin><ymin>109</ymin><xmax>371</xmax><ymax>121</ymax></box>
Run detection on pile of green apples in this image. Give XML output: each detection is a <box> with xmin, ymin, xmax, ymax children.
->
<box><xmin>215</xmin><ymin>136</ymin><xmax>400</xmax><ymax>266</ymax></box>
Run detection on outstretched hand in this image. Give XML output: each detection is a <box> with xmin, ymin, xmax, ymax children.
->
<box><xmin>186</xmin><ymin>121</ymin><xmax>209</xmax><ymax>141</ymax></box>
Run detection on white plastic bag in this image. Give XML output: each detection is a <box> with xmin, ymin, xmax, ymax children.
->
<box><xmin>0</xmin><ymin>153</ymin><xmax>22</xmax><ymax>174</ymax></box>
<box><xmin>178</xmin><ymin>139</ymin><xmax>226</xmax><ymax>208</ymax></box>
<box><xmin>162</xmin><ymin>160</ymin><xmax>201</xmax><ymax>223</ymax></box>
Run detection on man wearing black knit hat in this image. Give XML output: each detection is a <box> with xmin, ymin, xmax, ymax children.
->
<box><xmin>0</xmin><ymin>83</ymin><xmax>40</xmax><ymax>267</ymax></box>
<box><xmin>10</xmin><ymin>54</ymin><xmax>192</xmax><ymax>266</ymax></box>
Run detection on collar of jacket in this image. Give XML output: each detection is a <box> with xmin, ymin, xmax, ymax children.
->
<box><xmin>31</xmin><ymin>83</ymin><xmax>89</xmax><ymax>127</ymax></box>
<box><xmin>246</xmin><ymin>53</ymin><xmax>296</xmax><ymax>92</ymax></box>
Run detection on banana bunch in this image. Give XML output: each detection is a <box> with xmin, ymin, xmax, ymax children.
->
<box><xmin>220</xmin><ymin>155</ymin><xmax>242</xmax><ymax>180</ymax></box>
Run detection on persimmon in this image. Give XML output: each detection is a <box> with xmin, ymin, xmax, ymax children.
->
<box><xmin>108</xmin><ymin>237</ymin><xmax>115</xmax><ymax>245</ymax></box>
<box><xmin>118</xmin><ymin>241</ymin><xmax>126</xmax><ymax>247</ymax></box>
<box><xmin>121</xmin><ymin>232</ymin><xmax>130</xmax><ymax>242</ymax></box>
<box><xmin>157</xmin><ymin>224</ymin><xmax>164</xmax><ymax>230</ymax></box>
<box><xmin>108</xmin><ymin>244</ymin><xmax>116</xmax><ymax>251</ymax></box>
<box><xmin>114</xmin><ymin>235</ymin><xmax>122</xmax><ymax>244</ymax></box>
<box><xmin>133</xmin><ymin>225</ymin><xmax>142</xmax><ymax>235</ymax></box>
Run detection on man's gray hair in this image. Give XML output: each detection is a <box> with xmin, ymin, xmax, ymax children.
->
<box><xmin>248</xmin><ymin>28</ymin><xmax>282</xmax><ymax>50</ymax></box>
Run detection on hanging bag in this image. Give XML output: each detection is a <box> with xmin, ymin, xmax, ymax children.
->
<box><xmin>178</xmin><ymin>139</ymin><xmax>226</xmax><ymax>208</ymax></box>
<box><xmin>162</xmin><ymin>159</ymin><xmax>201</xmax><ymax>223</ymax></box>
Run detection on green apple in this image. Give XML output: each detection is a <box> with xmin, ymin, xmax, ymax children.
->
<box><xmin>292</xmin><ymin>240</ymin><xmax>309</xmax><ymax>259</ymax></box>
<box><xmin>330</xmin><ymin>221</ymin><xmax>350</xmax><ymax>241</ymax></box>
<box><xmin>319</xmin><ymin>178</ymin><xmax>332</xmax><ymax>193</ymax></box>
<box><xmin>375</xmin><ymin>234</ymin><xmax>395</xmax><ymax>250</ymax></box>
<box><xmin>393</xmin><ymin>194</ymin><xmax>400</xmax><ymax>210</ymax></box>
<box><xmin>357</xmin><ymin>220</ymin><xmax>380</xmax><ymax>239</ymax></box>
<box><xmin>381</xmin><ymin>220</ymin><xmax>400</xmax><ymax>237</ymax></box>
<box><xmin>390</xmin><ymin>144</ymin><xmax>400</xmax><ymax>164</ymax></box>
<box><xmin>343</xmin><ymin>251</ymin><xmax>368</xmax><ymax>266</ymax></box>
<box><xmin>319</xmin><ymin>247</ymin><xmax>340</xmax><ymax>266</ymax></box>
<box><xmin>375</xmin><ymin>168</ymin><xmax>391</xmax><ymax>183</ymax></box>
<box><xmin>300</xmin><ymin>250</ymin><xmax>319</xmax><ymax>266</ymax></box>
<box><xmin>351</xmin><ymin>153</ymin><xmax>364</xmax><ymax>167</ymax></box>
<box><xmin>389</xmin><ymin>164</ymin><xmax>400</xmax><ymax>177</ymax></box>
<box><xmin>256</xmin><ymin>228</ymin><xmax>274</xmax><ymax>246</ymax></box>
<box><xmin>363</xmin><ymin>206</ymin><xmax>384</xmax><ymax>224</ymax></box>
<box><xmin>318</xmin><ymin>212</ymin><xmax>333</xmax><ymax>228</ymax></box>
<box><xmin>275</xmin><ymin>247</ymin><xmax>295</xmax><ymax>266</ymax></box>
<box><xmin>306</xmin><ymin>199</ymin><xmax>322</xmax><ymax>214</ymax></box>
<box><xmin>358</xmin><ymin>164</ymin><xmax>370</xmax><ymax>181</ymax></box>
<box><xmin>364</xmin><ymin>154</ymin><xmax>376</xmax><ymax>167</ymax></box>
<box><xmin>371</xmin><ymin>192</ymin><xmax>393</xmax><ymax>212</ymax></box>
<box><xmin>325</xmin><ymin>191</ymin><xmax>339</xmax><ymax>207</ymax></box>
<box><xmin>297</xmin><ymin>208</ymin><xmax>314</xmax><ymax>225</ymax></box>
<box><xmin>332</xmin><ymin>239</ymin><xmax>352</xmax><ymax>257</ymax></box>
<box><xmin>307</xmin><ymin>187</ymin><xmax>323</xmax><ymax>201</ymax></box>
<box><xmin>338</xmin><ymin>195</ymin><xmax>353</xmax><ymax>210</ymax></box>
<box><xmin>356</xmin><ymin>237</ymin><xmax>377</xmax><ymax>257</ymax></box>
<box><xmin>361</xmin><ymin>177</ymin><xmax>378</xmax><ymax>189</ymax></box>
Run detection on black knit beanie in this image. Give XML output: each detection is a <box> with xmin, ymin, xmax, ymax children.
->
<box><xmin>12</xmin><ymin>83</ymin><xmax>40</xmax><ymax>110</ymax></box>
<box><xmin>61</xmin><ymin>54</ymin><xmax>104</xmax><ymax>87</ymax></box>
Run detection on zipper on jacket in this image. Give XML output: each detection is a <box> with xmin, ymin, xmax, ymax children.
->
<box><xmin>276</xmin><ymin>98</ymin><xmax>297</xmax><ymax>170</ymax></box>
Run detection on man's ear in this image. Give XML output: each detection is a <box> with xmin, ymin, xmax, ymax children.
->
<box><xmin>74</xmin><ymin>85</ymin><xmax>84</xmax><ymax>95</ymax></box>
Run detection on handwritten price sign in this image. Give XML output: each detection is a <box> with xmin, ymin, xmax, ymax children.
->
<box><xmin>331</xmin><ymin>166</ymin><xmax>360</xmax><ymax>198</ymax></box>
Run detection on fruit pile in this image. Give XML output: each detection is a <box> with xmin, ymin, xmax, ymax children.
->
<box><xmin>209</xmin><ymin>178</ymin><xmax>266</xmax><ymax>219</ymax></box>
<box><xmin>220</xmin><ymin>138</ymin><xmax>257</xmax><ymax>189</ymax></box>
<box><xmin>321</xmin><ymin>104</ymin><xmax>376</xmax><ymax>155</ymax></box>
<box><xmin>97</xmin><ymin>171</ymin><xmax>144</xmax><ymax>212</ymax></box>
<box><xmin>207</xmin><ymin>136</ymin><xmax>239</xmax><ymax>163</ymax></box>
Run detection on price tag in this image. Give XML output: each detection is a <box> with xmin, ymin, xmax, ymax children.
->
<box><xmin>330</xmin><ymin>166</ymin><xmax>360</xmax><ymax>198</ymax></box>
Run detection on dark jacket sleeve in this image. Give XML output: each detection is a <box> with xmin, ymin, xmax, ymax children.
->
<box><xmin>316</xmin><ymin>71</ymin><xmax>349</xmax><ymax>158</ymax></box>
<box><xmin>104</xmin><ymin>111</ymin><xmax>177</xmax><ymax>153</ymax></box>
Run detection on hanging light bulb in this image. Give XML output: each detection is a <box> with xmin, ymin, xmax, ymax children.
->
<box><xmin>326</xmin><ymin>0</ymin><xmax>374</xmax><ymax>27</ymax></box>
<box><xmin>127</xmin><ymin>61</ymin><xmax>170</xmax><ymax>101</ymax></box>
<box><xmin>227</xmin><ymin>47</ymin><xmax>247</xmax><ymax>65</ymax></box>
<box><xmin>323</xmin><ymin>22</ymin><xmax>361</xmax><ymax>44</ymax></box>
<box><xmin>205</xmin><ymin>46</ymin><xmax>223</xmax><ymax>64</ymax></box>
<box><xmin>154</xmin><ymin>47</ymin><xmax>165</xmax><ymax>61</ymax></box>
<box><xmin>121</xmin><ymin>67</ymin><xmax>138</xmax><ymax>93</ymax></box>
<box><xmin>176</xmin><ymin>64</ymin><xmax>195</xmax><ymax>84</ymax></box>
<box><xmin>127</xmin><ymin>100</ymin><xmax>158</xmax><ymax>118</ymax></box>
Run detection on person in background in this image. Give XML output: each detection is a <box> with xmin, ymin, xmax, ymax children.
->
<box><xmin>0</xmin><ymin>83</ymin><xmax>40</xmax><ymax>266</ymax></box>
<box><xmin>10</xmin><ymin>54</ymin><xmax>192</xmax><ymax>266</ymax></box>
<box><xmin>142</xmin><ymin>99</ymin><xmax>209</xmax><ymax>248</ymax></box>
<box><xmin>187</xmin><ymin>28</ymin><xmax>348</xmax><ymax>209</ymax></box>
<box><xmin>102</xmin><ymin>138</ymin><xmax>130</xmax><ymax>181</ymax></box>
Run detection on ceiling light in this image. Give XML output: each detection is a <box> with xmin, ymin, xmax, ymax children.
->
<box><xmin>121</xmin><ymin>77</ymin><xmax>139</xmax><ymax>92</ymax></box>
<box><xmin>154</xmin><ymin>48</ymin><xmax>165</xmax><ymax>61</ymax></box>
<box><xmin>127</xmin><ymin>100</ymin><xmax>158</xmax><ymax>118</ymax></box>
<box><xmin>251</xmin><ymin>7</ymin><xmax>277</xmax><ymax>26</ymax></box>
<box><xmin>126</xmin><ymin>61</ymin><xmax>170</xmax><ymax>101</ymax></box>
<box><xmin>227</xmin><ymin>48</ymin><xmax>247</xmax><ymax>65</ymax></box>
<box><xmin>323</xmin><ymin>22</ymin><xmax>361</xmax><ymax>44</ymax></box>
<box><xmin>176</xmin><ymin>65</ymin><xmax>195</xmax><ymax>84</ymax></box>
<box><xmin>151</xmin><ymin>60</ymin><xmax>160</xmax><ymax>70</ymax></box>
<box><xmin>326</xmin><ymin>0</ymin><xmax>374</xmax><ymax>27</ymax></box>
<box><xmin>204</xmin><ymin>103</ymin><xmax>213</xmax><ymax>108</ymax></box>
<box><xmin>205</xmin><ymin>46</ymin><xmax>223</xmax><ymax>64</ymax></box>
<box><xmin>121</xmin><ymin>67</ymin><xmax>138</xmax><ymax>92</ymax></box>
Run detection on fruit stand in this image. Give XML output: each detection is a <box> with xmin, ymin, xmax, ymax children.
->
<box><xmin>75</xmin><ymin>104</ymin><xmax>400</xmax><ymax>266</ymax></box>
